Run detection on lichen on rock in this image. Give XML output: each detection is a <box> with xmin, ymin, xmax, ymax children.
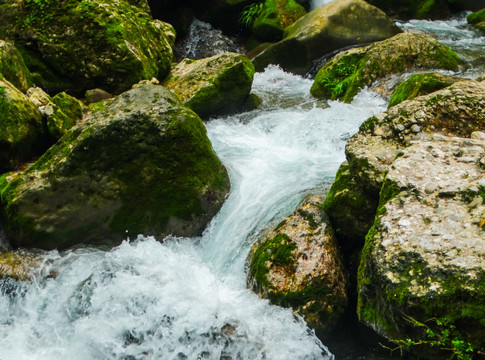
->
<box><xmin>247</xmin><ymin>197</ymin><xmax>348</xmax><ymax>333</ymax></box>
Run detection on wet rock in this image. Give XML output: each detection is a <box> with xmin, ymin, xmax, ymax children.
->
<box><xmin>247</xmin><ymin>197</ymin><xmax>348</xmax><ymax>333</ymax></box>
<box><xmin>311</xmin><ymin>33</ymin><xmax>463</xmax><ymax>103</ymax></box>
<box><xmin>388</xmin><ymin>72</ymin><xmax>465</xmax><ymax>108</ymax></box>
<box><xmin>0</xmin><ymin>77</ymin><xmax>45</xmax><ymax>172</ymax></box>
<box><xmin>0</xmin><ymin>249</ymin><xmax>45</xmax><ymax>281</ymax></box>
<box><xmin>0</xmin><ymin>82</ymin><xmax>230</xmax><ymax>250</ymax></box>
<box><xmin>173</xmin><ymin>19</ymin><xmax>244</xmax><ymax>62</ymax></box>
<box><xmin>0</xmin><ymin>0</ymin><xmax>174</xmax><ymax>96</ymax></box>
<box><xmin>251</xmin><ymin>0</ymin><xmax>401</xmax><ymax>74</ymax></box>
<box><xmin>0</xmin><ymin>40</ymin><xmax>33</xmax><ymax>93</ymax></box>
<box><xmin>163</xmin><ymin>52</ymin><xmax>255</xmax><ymax>118</ymax></box>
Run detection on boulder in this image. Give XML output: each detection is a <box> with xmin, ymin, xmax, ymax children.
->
<box><xmin>0</xmin><ymin>77</ymin><xmax>46</xmax><ymax>172</ymax></box>
<box><xmin>251</xmin><ymin>0</ymin><xmax>307</xmax><ymax>42</ymax></box>
<box><xmin>0</xmin><ymin>40</ymin><xmax>33</xmax><ymax>93</ymax></box>
<box><xmin>0</xmin><ymin>82</ymin><xmax>230</xmax><ymax>250</ymax></box>
<box><xmin>247</xmin><ymin>197</ymin><xmax>348</xmax><ymax>333</ymax></box>
<box><xmin>0</xmin><ymin>249</ymin><xmax>45</xmax><ymax>281</ymax></box>
<box><xmin>388</xmin><ymin>72</ymin><xmax>465</xmax><ymax>107</ymax></box>
<box><xmin>0</xmin><ymin>0</ymin><xmax>175</xmax><ymax>96</ymax></box>
<box><xmin>311</xmin><ymin>33</ymin><xmax>462</xmax><ymax>103</ymax></box>
<box><xmin>43</xmin><ymin>92</ymin><xmax>84</xmax><ymax>140</ymax></box>
<box><xmin>251</xmin><ymin>0</ymin><xmax>401</xmax><ymax>74</ymax></box>
<box><xmin>163</xmin><ymin>53</ymin><xmax>255</xmax><ymax>118</ymax></box>
<box><xmin>357</xmin><ymin>136</ymin><xmax>485</xmax><ymax>356</ymax></box>
<box><xmin>324</xmin><ymin>79</ymin><xmax>485</xmax><ymax>255</ymax></box>
<box><xmin>467</xmin><ymin>8</ymin><xmax>485</xmax><ymax>32</ymax></box>
<box><xmin>364</xmin><ymin>0</ymin><xmax>452</xmax><ymax>20</ymax></box>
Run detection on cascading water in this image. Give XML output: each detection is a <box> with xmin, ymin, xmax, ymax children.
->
<box><xmin>0</xmin><ymin>66</ymin><xmax>386</xmax><ymax>360</ymax></box>
<box><xmin>1</xmin><ymin>14</ymin><xmax>483</xmax><ymax>360</ymax></box>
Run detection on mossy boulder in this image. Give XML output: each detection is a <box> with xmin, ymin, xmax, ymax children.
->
<box><xmin>251</xmin><ymin>0</ymin><xmax>307</xmax><ymax>42</ymax></box>
<box><xmin>467</xmin><ymin>8</ymin><xmax>485</xmax><ymax>32</ymax></box>
<box><xmin>247</xmin><ymin>197</ymin><xmax>348</xmax><ymax>334</ymax></box>
<box><xmin>324</xmin><ymin>78</ymin><xmax>485</xmax><ymax>260</ymax></box>
<box><xmin>0</xmin><ymin>82</ymin><xmax>230</xmax><ymax>250</ymax></box>
<box><xmin>0</xmin><ymin>77</ymin><xmax>46</xmax><ymax>172</ymax></box>
<box><xmin>43</xmin><ymin>92</ymin><xmax>84</xmax><ymax>140</ymax></box>
<box><xmin>0</xmin><ymin>40</ymin><xmax>33</xmax><ymax>93</ymax></box>
<box><xmin>311</xmin><ymin>33</ymin><xmax>462</xmax><ymax>103</ymax></box>
<box><xmin>388</xmin><ymin>72</ymin><xmax>465</xmax><ymax>107</ymax></box>
<box><xmin>357</xmin><ymin>137</ymin><xmax>485</xmax><ymax>357</ymax></box>
<box><xmin>0</xmin><ymin>0</ymin><xmax>175</xmax><ymax>96</ymax></box>
<box><xmin>251</xmin><ymin>0</ymin><xmax>401</xmax><ymax>74</ymax></box>
<box><xmin>163</xmin><ymin>53</ymin><xmax>255</xmax><ymax>118</ymax></box>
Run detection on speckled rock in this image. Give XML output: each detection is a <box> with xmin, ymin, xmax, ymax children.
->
<box><xmin>163</xmin><ymin>52</ymin><xmax>255</xmax><ymax>118</ymax></box>
<box><xmin>0</xmin><ymin>40</ymin><xmax>33</xmax><ymax>93</ymax></box>
<box><xmin>247</xmin><ymin>197</ymin><xmax>348</xmax><ymax>333</ymax></box>
<box><xmin>0</xmin><ymin>0</ymin><xmax>175</xmax><ymax>96</ymax></box>
<box><xmin>251</xmin><ymin>0</ymin><xmax>401</xmax><ymax>74</ymax></box>
<box><xmin>0</xmin><ymin>77</ymin><xmax>45</xmax><ymax>172</ymax></box>
<box><xmin>358</xmin><ymin>136</ymin><xmax>485</xmax><ymax>355</ymax></box>
<box><xmin>324</xmin><ymin>79</ymin><xmax>485</xmax><ymax>253</ymax></box>
<box><xmin>0</xmin><ymin>249</ymin><xmax>45</xmax><ymax>281</ymax></box>
<box><xmin>0</xmin><ymin>82</ymin><xmax>230</xmax><ymax>250</ymax></box>
<box><xmin>311</xmin><ymin>33</ymin><xmax>462</xmax><ymax>103</ymax></box>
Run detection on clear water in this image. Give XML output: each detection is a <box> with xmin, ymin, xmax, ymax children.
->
<box><xmin>0</xmin><ymin>66</ymin><xmax>387</xmax><ymax>360</ymax></box>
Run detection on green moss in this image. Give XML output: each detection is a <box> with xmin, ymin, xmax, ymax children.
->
<box><xmin>249</xmin><ymin>233</ymin><xmax>296</xmax><ymax>287</ymax></box>
<box><xmin>389</xmin><ymin>73</ymin><xmax>457</xmax><ymax>107</ymax></box>
<box><xmin>467</xmin><ymin>8</ymin><xmax>485</xmax><ymax>25</ymax></box>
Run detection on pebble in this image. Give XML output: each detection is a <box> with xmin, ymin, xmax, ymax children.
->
<box><xmin>425</xmin><ymin>184</ymin><xmax>437</xmax><ymax>194</ymax></box>
<box><xmin>471</xmin><ymin>131</ymin><xmax>485</xmax><ymax>140</ymax></box>
<box><xmin>411</xmin><ymin>125</ymin><xmax>421</xmax><ymax>133</ymax></box>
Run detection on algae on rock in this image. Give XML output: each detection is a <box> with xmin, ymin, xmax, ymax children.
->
<box><xmin>0</xmin><ymin>40</ymin><xmax>33</xmax><ymax>93</ymax></box>
<box><xmin>311</xmin><ymin>33</ymin><xmax>462</xmax><ymax>103</ymax></box>
<box><xmin>0</xmin><ymin>82</ymin><xmax>230</xmax><ymax>250</ymax></box>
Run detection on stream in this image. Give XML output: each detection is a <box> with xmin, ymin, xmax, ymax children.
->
<box><xmin>0</xmin><ymin>10</ymin><xmax>483</xmax><ymax>360</ymax></box>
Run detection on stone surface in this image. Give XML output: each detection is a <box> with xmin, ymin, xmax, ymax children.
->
<box><xmin>0</xmin><ymin>40</ymin><xmax>33</xmax><ymax>93</ymax></box>
<box><xmin>251</xmin><ymin>0</ymin><xmax>401</xmax><ymax>74</ymax></box>
<box><xmin>163</xmin><ymin>52</ymin><xmax>255</xmax><ymax>118</ymax></box>
<box><xmin>0</xmin><ymin>0</ymin><xmax>174</xmax><ymax>96</ymax></box>
<box><xmin>358</xmin><ymin>136</ymin><xmax>485</xmax><ymax>354</ymax></box>
<box><xmin>0</xmin><ymin>82</ymin><xmax>230</xmax><ymax>250</ymax></box>
<box><xmin>0</xmin><ymin>249</ymin><xmax>45</xmax><ymax>281</ymax></box>
<box><xmin>247</xmin><ymin>197</ymin><xmax>348</xmax><ymax>333</ymax></box>
<box><xmin>0</xmin><ymin>77</ymin><xmax>45</xmax><ymax>172</ymax></box>
<box><xmin>311</xmin><ymin>33</ymin><xmax>462</xmax><ymax>103</ymax></box>
<box><xmin>467</xmin><ymin>8</ymin><xmax>485</xmax><ymax>32</ymax></box>
<box><xmin>43</xmin><ymin>92</ymin><xmax>84</xmax><ymax>140</ymax></box>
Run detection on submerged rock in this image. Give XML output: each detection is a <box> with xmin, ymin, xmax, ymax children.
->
<box><xmin>0</xmin><ymin>40</ymin><xmax>33</xmax><ymax>93</ymax></box>
<box><xmin>0</xmin><ymin>82</ymin><xmax>230</xmax><ymax>250</ymax></box>
<box><xmin>311</xmin><ymin>33</ymin><xmax>462</xmax><ymax>103</ymax></box>
<box><xmin>247</xmin><ymin>197</ymin><xmax>348</xmax><ymax>333</ymax></box>
<box><xmin>163</xmin><ymin>52</ymin><xmax>255</xmax><ymax>118</ymax></box>
<box><xmin>0</xmin><ymin>0</ymin><xmax>174</xmax><ymax>96</ymax></box>
<box><xmin>251</xmin><ymin>0</ymin><xmax>400</xmax><ymax>74</ymax></box>
<box><xmin>0</xmin><ymin>77</ymin><xmax>45</xmax><ymax>172</ymax></box>
<box><xmin>388</xmin><ymin>72</ymin><xmax>465</xmax><ymax>107</ymax></box>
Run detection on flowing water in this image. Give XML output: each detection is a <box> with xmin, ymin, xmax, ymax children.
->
<box><xmin>1</xmin><ymin>15</ymin><xmax>483</xmax><ymax>360</ymax></box>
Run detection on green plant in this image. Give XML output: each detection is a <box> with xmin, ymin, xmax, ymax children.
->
<box><xmin>239</xmin><ymin>2</ymin><xmax>265</xmax><ymax>27</ymax></box>
<box><xmin>385</xmin><ymin>315</ymin><xmax>476</xmax><ymax>360</ymax></box>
